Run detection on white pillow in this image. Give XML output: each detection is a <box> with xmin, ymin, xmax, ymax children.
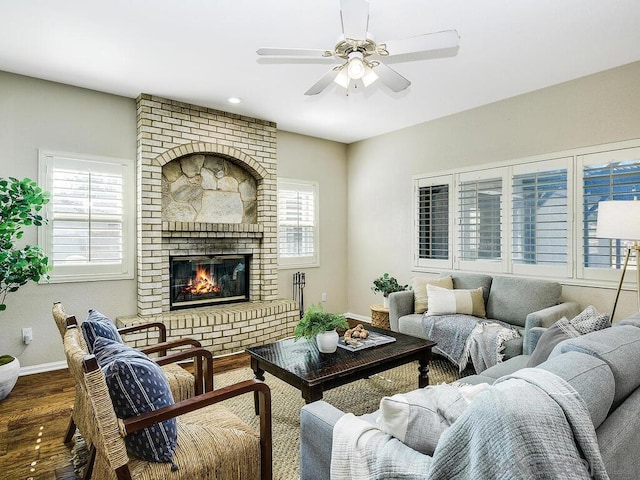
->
<box><xmin>411</xmin><ymin>276</ymin><xmax>453</xmax><ymax>314</ymax></box>
<box><xmin>426</xmin><ymin>284</ymin><xmax>486</xmax><ymax>318</ymax></box>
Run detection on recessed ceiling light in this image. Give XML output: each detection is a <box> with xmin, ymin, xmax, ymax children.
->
<box><xmin>227</xmin><ymin>97</ymin><xmax>242</xmax><ymax>104</ymax></box>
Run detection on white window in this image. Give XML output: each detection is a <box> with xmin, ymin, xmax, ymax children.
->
<box><xmin>511</xmin><ymin>158</ymin><xmax>572</xmax><ymax>278</ymax></box>
<box><xmin>38</xmin><ymin>150</ymin><xmax>135</xmax><ymax>282</ymax></box>
<box><xmin>414</xmin><ymin>175</ymin><xmax>453</xmax><ymax>270</ymax></box>
<box><xmin>277</xmin><ymin>179</ymin><xmax>319</xmax><ymax>268</ymax></box>
<box><xmin>578</xmin><ymin>147</ymin><xmax>640</xmax><ymax>283</ymax></box>
<box><xmin>456</xmin><ymin>169</ymin><xmax>505</xmax><ymax>272</ymax></box>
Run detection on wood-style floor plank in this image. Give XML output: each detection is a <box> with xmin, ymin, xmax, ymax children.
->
<box><xmin>0</xmin><ymin>352</ymin><xmax>250</xmax><ymax>479</ymax></box>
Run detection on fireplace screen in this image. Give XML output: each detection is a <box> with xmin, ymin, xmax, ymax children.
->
<box><xmin>170</xmin><ymin>255</ymin><xmax>250</xmax><ymax>309</ymax></box>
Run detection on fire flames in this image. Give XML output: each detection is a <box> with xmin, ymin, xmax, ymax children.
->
<box><xmin>181</xmin><ymin>266</ymin><xmax>221</xmax><ymax>295</ymax></box>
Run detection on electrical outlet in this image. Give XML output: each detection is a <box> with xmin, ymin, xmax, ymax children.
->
<box><xmin>321</xmin><ymin>292</ymin><xmax>327</xmax><ymax>302</ymax></box>
<box><xmin>22</xmin><ymin>327</ymin><xmax>33</xmax><ymax>345</ymax></box>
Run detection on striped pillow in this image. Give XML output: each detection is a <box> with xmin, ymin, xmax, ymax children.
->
<box><xmin>426</xmin><ymin>284</ymin><xmax>486</xmax><ymax>318</ymax></box>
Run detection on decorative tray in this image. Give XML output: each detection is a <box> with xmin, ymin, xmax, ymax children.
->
<box><xmin>337</xmin><ymin>330</ymin><xmax>397</xmax><ymax>351</ymax></box>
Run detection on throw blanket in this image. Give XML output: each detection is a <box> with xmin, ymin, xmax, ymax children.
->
<box><xmin>422</xmin><ymin>313</ymin><xmax>519</xmax><ymax>373</ymax></box>
<box><xmin>331</xmin><ymin>384</ymin><xmax>489</xmax><ymax>479</ymax></box>
<box><xmin>466</xmin><ymin>322</ymin><xmax>520</xmax><ymax>373</ymax></box>
<box><xmin>429</xmin><ymin>368</ymin><xmax>610</xmax><ymax>480</ymax></box>
<box><xmin>331</xmin><ymin>414</ymin><xmax>432</xmax><ymax>480</ymax></box>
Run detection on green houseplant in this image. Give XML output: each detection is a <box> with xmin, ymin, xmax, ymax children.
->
<box><xmin>294</xmin><ymin>303</ymin><xmax>348</xmax><ymax>353</ymax></box>
<box><xmin>0</xmin><ymin>177</ymin><xmax>50</xmax><ymax>400</ymax></box>
<box><xmin>371</xmin><ymin>273</ymin><xmax>409</xmax><ymax>308</ymax></box>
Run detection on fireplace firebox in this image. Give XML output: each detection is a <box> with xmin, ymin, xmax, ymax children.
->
<box><xmin>170</xmin><ymin>254</ymin><xmax>250</xmax><ymax>310</ymax></box>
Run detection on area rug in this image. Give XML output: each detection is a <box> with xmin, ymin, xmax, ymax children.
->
<box><xmin>214</xmin><ymin>358</ymin><xmax>469</xmax><ymax>480</ymax></box>
<box><xmin>70</xmin><ymin>358</ymin><xmax>469</xmax><ymax>480</ymax></box>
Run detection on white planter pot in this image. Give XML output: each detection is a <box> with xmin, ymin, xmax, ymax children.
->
<box><xmin>0</xmin><ymin>356</ymin><xmax>20</xmax><ymax>401</ymax></box>
<box><xmin>316</xmin><ymin>329</ymin><xmax>339</xmax><ymax>353</ymax></box>
<box><xmin>383</xmin><ymin>295</ymin><xmax>390</xmax><ymax>309</ymax></box>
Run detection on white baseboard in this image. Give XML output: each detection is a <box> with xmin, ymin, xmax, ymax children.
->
<box><xmin>20</xmin><ymin>360</ymin><xmax>67</xmax><ymax>376</ymax></box>
<box><xmin>345</xmin><ymin>312</ymin><xmax>371</xmax><ymax>323</ymax></box>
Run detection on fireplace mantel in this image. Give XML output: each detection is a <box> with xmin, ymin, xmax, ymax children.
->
<box><xmin>162</xmin><ymin>221</ymin><xmax>264</xmax><ymax>237</ymax></box>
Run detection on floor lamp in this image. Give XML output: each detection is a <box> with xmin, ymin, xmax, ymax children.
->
<box><xmin>596</xmin><ymin>200</ymin><xmax>640</xmax><ymax>322</ymax></box>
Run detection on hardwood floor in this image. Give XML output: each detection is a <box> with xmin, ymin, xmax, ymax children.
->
<box><xmin>0</xmin><ymin>353</ymin><xmax>250</xmax><ymax>480</ymax></box>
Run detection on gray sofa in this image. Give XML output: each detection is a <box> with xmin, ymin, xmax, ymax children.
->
<box><xmin>300</xmin><ymin>313</ymin><xmax>640</xmax><ymax>479</ymax></box>
<box><xmin>389</xmin><ymin>272</ymin><xmax>580</xmax><ymax>360</ymax></box>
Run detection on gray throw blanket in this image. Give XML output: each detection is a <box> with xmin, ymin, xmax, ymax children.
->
<box><xmin>428</xmin><ymin>368</ymin><xmax>610</xmax><ymax>480</ymax></box>
<box><xmin>422</xmin><ymin>314</ymin><xmax>519</xmax><ymax>372</ymax></box>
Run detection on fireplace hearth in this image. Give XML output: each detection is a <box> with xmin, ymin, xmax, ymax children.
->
<box><xmin>170</xmin><ymin>254</ymin><xmax>250</xmax><ymax>310</ymax></box>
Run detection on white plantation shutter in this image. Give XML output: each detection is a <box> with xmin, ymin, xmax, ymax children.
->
<box><xmin>457</xmin><ymin>170</ymin><xmax>503</xmax><ymax>271</ymax></box>
<box><xmin>511</xmin><ymin>158</ymin><xmax>571</xmax><ymax>277</ymax></box>
<box><xmin>39</xmin><ymin>151</ymin><xmax>134</xmax><ymax>282</ymax></box>
<box><xmin>278</xmin><ymin>179</ymin><xmax>319</xmax><ymax>267</ymax></box>
<box><xmin>414</xmin><ymin>175</ymin><xmax>452</xmax><ymax>270</ymax></box>
<box><xmin>579</xmin><ymin>147</ymin><xmax>640</xmax><ymax>282</ymax></box>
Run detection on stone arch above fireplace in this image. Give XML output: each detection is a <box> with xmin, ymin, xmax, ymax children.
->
<box><xmin>154</xmin><ymin>142</ymin><xmax>269</xmax><ymax>180</ymax></box>
<box><xmin>162</xmin><ymin>153</ymin><xmax>258</xmax><ymax>225</ymax></box>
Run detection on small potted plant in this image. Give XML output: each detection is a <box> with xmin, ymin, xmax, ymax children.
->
<box><xmin>0</xmin><ymin>177</ymin><xmax>50</xmax><ymax>400</ymax></box>
<box><xmin>371</xmin><ymin>273</ymin><xmax>409</xmax><ymax>308</ymax></box>
<box><xmin>294</xmin><ymin>303</ymin><xmax>348</xmax><ymax>353</ymax></box>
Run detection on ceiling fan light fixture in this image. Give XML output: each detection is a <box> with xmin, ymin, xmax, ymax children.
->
<box><xmin>334</xmin><ymin>66</ymin><xmax>350</xmax><ymax>88</ymax></box>
<box><xmin>347</xmin><ymin>51</ymin><xmax>365</xmax><ymax>80</ymax></box>
<box><xmin>362</xmin><ymin>65</ymin><xmax>378</xmax><ymax>86</ymax></box>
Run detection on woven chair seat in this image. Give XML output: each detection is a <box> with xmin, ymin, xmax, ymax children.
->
<box><xmin>93</xmin><ymin>404</ymin><xmax>261</xmax><ymax>480</ymax></box>
<box><xmin>161</xmin><ymin>363</ymin><xmax>196</xmax><ymax>402</ymax></box>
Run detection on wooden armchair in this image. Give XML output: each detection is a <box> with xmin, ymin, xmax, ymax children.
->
<box><xmin>75</xmin><ymin>342</ymin><xmax>272</xmax><ymax>480</ymax></box>
<box><xmin>53</xmin><ymin>303</ymin><xmax>212</xmax><ymax>448</ymax></box>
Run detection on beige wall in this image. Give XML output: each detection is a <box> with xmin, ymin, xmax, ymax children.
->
<box><xmin>347</xmin><ymin>61</ymin><xmax>640</xmax><ymax>320</ymax></box>
<box><xmin>276</xmin><ymin>131</ymin><xmax>349</xmax><ymax>313</ymax></box>
<box><xmin>0</xmin><ymin>71</ymin><xmax>138</xmax><ymax>368</ymax></box>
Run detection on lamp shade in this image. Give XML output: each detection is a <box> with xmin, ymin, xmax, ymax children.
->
<box><xmin>596</xmin><ymin>200</ymin><xmax>640</xmax><ymax>240</ymax></box>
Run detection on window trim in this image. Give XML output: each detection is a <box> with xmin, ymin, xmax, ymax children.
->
<box><xmin>277</xmin><ymin>178</ymin><xmax>320</xmax><ymax>269</ymax></box>
<box><xmin>38</xmin><ymin>149</ymin><xmax>135</xmax><ymax>283</ymax></box>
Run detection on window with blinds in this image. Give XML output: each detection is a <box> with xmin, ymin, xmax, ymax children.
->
<box><xmin>417</xmin><ymin>184</ymin><xmax>449</xmax><ymax>259</ymax></box>
<box><xmin>582</xmin><ymin>154</ymin><xmax>640</xmax><ymax>272</ymax></box>
<box><xmin>277</xmin><ymin>179</ymin><xmax>319</xmax><ymax>267</ymax></box>
<box><xmin>39</xmin><ymin>151</ymin><xmax>134</xmax><ymax>282</ymax></box>
<box><xmin>458</xmin><ymin>176</ymin><xmax>502</xmax><ymax>262</ymax></box>
<box><xmin>512</xmin><ymin>165</ymin><xmax>568</xmax><ymax>269</ymax></box>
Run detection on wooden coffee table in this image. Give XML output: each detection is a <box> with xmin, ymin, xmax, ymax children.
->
<box><xmin>246</xmin><ymin>326</ymin><xmax>436</xmax><ymax>405</ymax></box>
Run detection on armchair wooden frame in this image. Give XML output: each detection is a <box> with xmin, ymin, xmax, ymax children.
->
<box><xmin>83</xmin><ymin>354</ymin><xmax>273</xmax><ymax>480</ymax></box>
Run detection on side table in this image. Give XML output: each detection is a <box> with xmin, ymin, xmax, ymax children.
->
<box><xmin>370</xmin><ymin>303</ymin><xmax>390</xmax><ymax>329</ymax></box>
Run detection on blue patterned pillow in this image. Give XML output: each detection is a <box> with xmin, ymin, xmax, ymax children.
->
<box><xmin>93</xmin><ymin>336</ymin><xmax>147</xmax><ymax>367</ymax></box>
<box><xmin>103</xmin><ymin>353</ymin><xmax>177</xmax><ymax>463</ymax></box>
<box><xmin>81</xmin><ymin>309</ymin><xmax>124</xmax><ymax>353</ymax></box>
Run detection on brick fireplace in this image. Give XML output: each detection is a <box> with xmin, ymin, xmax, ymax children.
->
<box><xmin>116</xmin><ymin>94</ymin><xmax>298</xmax><ymax>355</ymax></box>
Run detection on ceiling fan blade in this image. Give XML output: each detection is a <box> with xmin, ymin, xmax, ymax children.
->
<box><xmin>340</xmin><ymin>0</ymin><xmax>369</xmax><ymax>39</ymax></box>
<box><xmin>305</xmin><ymin>67</ymin><xmax>342</xmax><ymax>95</ymax></box>
<box><xmin>257</xmin><ymin>47</ymin><xmax>332</xmax><ymax>58</ymax></box>
<box><xmin>372</xmin><ymin>62</ymin><xmax>411</xmax><ymax>92</ymax></box>
<box><xmin>380</xmin><ymin>29</ymin><xmax>460</xmax><ymax>56</ymax></box>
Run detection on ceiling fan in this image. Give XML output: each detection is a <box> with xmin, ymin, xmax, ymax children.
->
<box><xmin>256</xmin><ymin>0</ymin><xmax>460</xmax><ymax>95</ymax></box>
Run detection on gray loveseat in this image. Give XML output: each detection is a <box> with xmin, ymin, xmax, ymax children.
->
<box><xmin>389</xmin><ymin>272</ymin><xmax>580</xmax><ymax>361</ymax></box>
<box><xmin>300</xmin><ymin>313</ymin><xmax>640</xmax><ymax>479</ymax></box>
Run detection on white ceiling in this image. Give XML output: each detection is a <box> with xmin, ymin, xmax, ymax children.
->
<box><xmin>1</xmin><ymin>0</ymin><xmax>639</xmax><ymax>144</ymax></box>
